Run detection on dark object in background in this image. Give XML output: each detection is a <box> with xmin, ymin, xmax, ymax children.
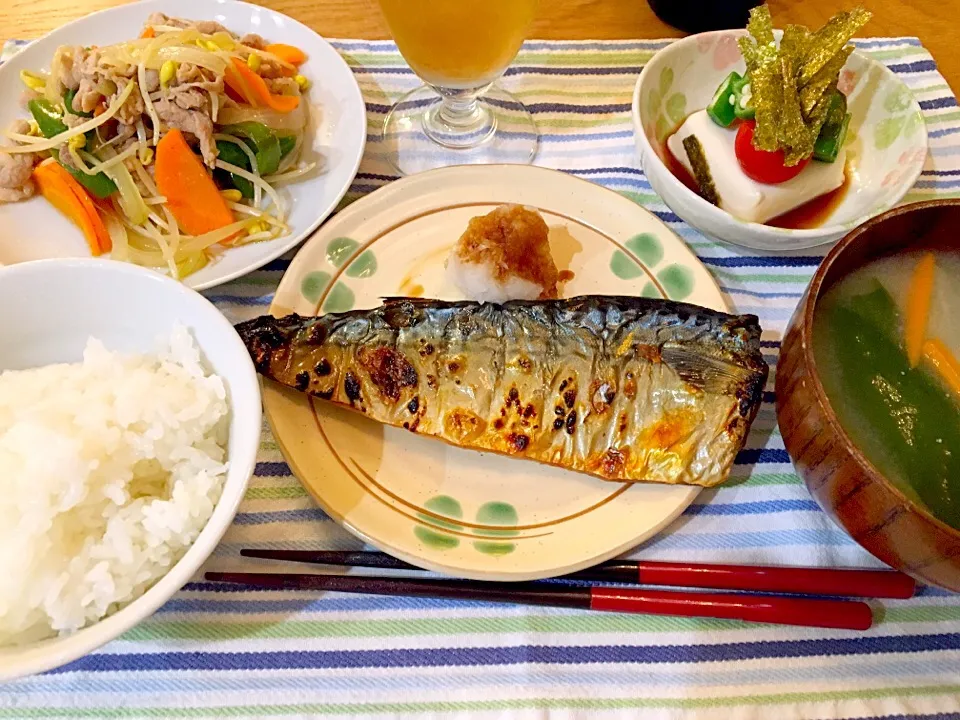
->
<box><xmin>648</xmin><ymin>0</ymin><xmax>763</xmax><ymax>32</ymax></box>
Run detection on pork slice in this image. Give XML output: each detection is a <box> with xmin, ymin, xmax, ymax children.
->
<box><xmin>56</xmin><ymin>47</ymin><xmax>83</xmax><ymax>91</ymax></box>
<box><xmin>239</xmin><ymin>33</ymin><xmax>267</xmax><ymax>50</ymax></box>
<box><xmin>112</xmin><ymin>78</ymin><xmax>146</xmax><ymax>126</ymax></box>
<box><xmin>155</xmin><ymin>98</ymin><xmax>217</xmax><ymax>167</ymax></box>
<box><xmin>0</xmin><ymin>129</ymin><xmax>39</xmax><ymax>203</ymax></box>
<box><xmin>71</xmin><ymin>77</ymin><xmax>101</xmax><ymax>114</ymax></box>
<box><xmin>167</xmin><ymin>86</ymin><xmax>211</xmax><ymax>113</ymax></box>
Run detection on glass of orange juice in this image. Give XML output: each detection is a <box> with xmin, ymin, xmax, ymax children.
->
<box><xmin>376</xmin><ymin>0</ymin><xmax>539</xmax><ymax>175</ymax></box>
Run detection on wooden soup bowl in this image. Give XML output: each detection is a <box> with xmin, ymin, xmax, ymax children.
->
<box><xmin>777</xmin><ymin>199</ymin><xmax>960</xmax><ymax>592</ymax></box>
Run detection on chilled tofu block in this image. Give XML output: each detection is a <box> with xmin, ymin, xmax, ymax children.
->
<box><xmin>667</xmin><ymin>110</ymin><xmax>846</xmax><ymax>224</ymax></box>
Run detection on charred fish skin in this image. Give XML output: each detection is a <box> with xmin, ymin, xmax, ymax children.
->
<box><xmin>237</xmin><ymin>296</ymin><xmax>768</xmax><ymax>487</ymax></box>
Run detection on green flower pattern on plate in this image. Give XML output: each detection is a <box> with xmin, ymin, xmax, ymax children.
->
<box><xmin>611</xmin><ymin>232</ymin><xmax>664</xmax><ymax>280</ymax></box>
<box><xmin>322</xmin><ymin>283</ymin><xmax>355</xmax><ymax>313</ymax></box>
<box><xmin>610</xmin><ymin>252</ymin><xmax>644</xmax><ymax>280</ymax></box>
<box><xmin>647</xmin><ymin>66</ymin><xmax>686</xmax><ymax>141</ymax></box>
<box><xmin>665</xmin><ymin>93</ymin><xmax>687</xmax><ymax>126</ymax></box>
<box><xmin>345</xmin><ymin>251</ymin><xmax>378</xmax><ymax>278</ymax></box>
<box><xmin>659</xmin><ymin>66</ymin><xmax>673</xmax><ymax>98</ymax></box>
<box><xmin>300</xmin><ymin>271</ymin><xmax>331</xmax><ymax>304</ymax></box>
<box><xmin>625</xmin><ymin>233</ymin><xmax>664</xmax><ymax>266</ymax></box>
<box><xmin>414</xmin><ymin>497</ymin><xmax>519</xmax><ymax>555</ymax></box>
<box><xmin>647</xmin><ymin>88</ymin><xmax>661</xmax><ymax>117</ymax></box>
<box><xmin>302</xmin><ymin>237</ymin><xmax>379</xmax><ymax>308</ymax></box>
<box><xmin>875</xmin><ymin>88</ymin><xmax>925</xmax><ymax>150</ymax></box>
<box><xmin>473</xmin><ymin>501</ymin><xmax>518</xmax><ymax>556</ymax></box>
<box><xmin>326</xmin><ymin>237</ymin><xmax>360</xmax><ymax>267</ymax></box>
<box><xmin>657</xmin><ymin>264</ymin><xmax>694</xmax><ymax>300</ymax></box>
<box><xmin>415</xmin><ymin>496</ymin><xmax>464</xmax><ymax>549</ymax></box>
<box><xmin>641</xmin><ymin>282</ymin><xmax>662</xmax><ymax>299</ymax></box>
<box><xmin>607</xmin><ymin>232</ymin><xmax>693</xmax><ymax>300</ymax></box>
<box><xmin>413</xmin><ymin>526</ymin><xmax>459</xmax><ymax>550</ymax></box>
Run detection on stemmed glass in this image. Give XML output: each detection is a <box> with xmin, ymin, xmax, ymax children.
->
<box><xmin>375</xmin><ymin>0</ymin><xmax>540</xmax><ymax>175</ymax></box>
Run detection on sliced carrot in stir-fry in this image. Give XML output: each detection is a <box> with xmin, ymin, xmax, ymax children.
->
<box><xmin>140</xmin><ymin>26</ymin><xmax>155</xmax><ymax>39</ymax></box>
<box><xmin>905</xmin><ymin>252</ymin><xmax>936</xmax><ymax>367</ymax></box>
<box><xmin>225</xmin><ymin>57</ymin><xmax>300</xmax><ymax>113</ymax></box>
<box><xmin>923</xmin><ymin>338</ymin><xmax>960</xmax><ymax>399</ymax></box>
<box><xmin>33</xmin><ymin>160</ymin><xmax>110</xmax><ymax>255</ymax></box>
<box><xmin>265</xmin><ymin>43</ymin><xmax>307</xmax><ymax>66</ymax></box>
<box><xmin>155</xmin><ymin>129</ymin><xmax>235</xmax><ymax>236</ymax></box>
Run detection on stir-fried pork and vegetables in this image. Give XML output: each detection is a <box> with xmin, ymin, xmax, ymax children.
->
<box><xmin>0</xmin><ymin>14</ymin><xmax>318</xmax><ymax>279</ymax></box>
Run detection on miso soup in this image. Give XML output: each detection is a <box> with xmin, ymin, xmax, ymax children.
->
<box><xmin>813</xmin><ymin>251</ymin><xmax>960</xmax><ymax>529</ymax></box>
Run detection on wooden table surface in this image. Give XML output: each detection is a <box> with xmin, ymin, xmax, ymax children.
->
<box><xmin>2</xmin><ymin>0</ymin><xmax>957</xmax><ymax>91</ymax></box>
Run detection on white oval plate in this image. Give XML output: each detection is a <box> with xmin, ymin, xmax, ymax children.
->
<box><xmin>266</xmin><ymin>164</ymin><xmax>729</xmax><ymax>581</ymax></box>
<box><xmin>0</xmin><ymin>0</ymin><xmax>366</xmax><ymax>290</ymax></box>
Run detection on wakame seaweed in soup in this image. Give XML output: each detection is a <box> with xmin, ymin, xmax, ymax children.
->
<box><xmin>813</xmin><ymin>252</ymin><xmax>960</xmax><ymax>530</ymax></box>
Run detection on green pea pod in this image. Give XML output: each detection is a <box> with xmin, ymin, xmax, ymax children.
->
<box><xmin>222</xmin><ymin>122</ymin><xmax>282</xmax><ymax>176</ymax></box>
<box><xmin>278</xmin><ymin>134</ymin><xmax>297</xmax><ymax>160</ymax></box>
<box><xmin>63</xmin><ymin>89</ymin><xmax>94</xmax><ymax>118</ymax></box>
<box><xmin>823</xmin><ymin>282</ymin><xmax>960</xmax><ymax>529</ymax></box>
<box><xmin>27</xmin><ymin>98</ymin><xmax>68</xmax><ymax>138</ymax></box>
<box><xmin>215</xmin><ymin>140</ymin><xmax>255</xmax><ymax>199</ymax></box>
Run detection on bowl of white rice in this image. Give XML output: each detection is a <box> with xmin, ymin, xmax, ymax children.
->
<box><xmin>0</xmin><ymin>258</ymin><xmax>261</xmax><ymax>680</ymax></box>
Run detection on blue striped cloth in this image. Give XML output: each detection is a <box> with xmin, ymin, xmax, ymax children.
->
<box><xmin>2</xmin><ymin>37</ymin><xmax>960</xmax><ymax>719</ymax></box>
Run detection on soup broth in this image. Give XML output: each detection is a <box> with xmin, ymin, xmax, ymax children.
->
<box><xmin>813</xmin><ymin>251</ymin><xmax>960</xmax><ymax>529</ymax></box>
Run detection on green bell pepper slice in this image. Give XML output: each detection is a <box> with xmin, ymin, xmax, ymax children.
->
<box><xmin>27</xmin><ymin>99</ymin><xmax>117</xmax><ymax>198</ymax></box>
<box><xmin>278</xmin><ymin>134</ymin><xmax>297</xmax><ymax>160</ymax></box>
<box><xmin>27</xmin><ymin>98</ymin><xmax>68</xmax><ymax>138</ymax></box>
<box><xmin>215</xmin><ymin>140</ymin><xmax>255</xmax><ymax>199</ymax></box>
<box><xmin>222</xmin><ymin>122</ymin><xmax>282</xmax><ymax>177</ymax></box>
<box><xmin>60</xmin><ymin>154</ymin><xmax>119</xmax><ymax>198</ymax></box>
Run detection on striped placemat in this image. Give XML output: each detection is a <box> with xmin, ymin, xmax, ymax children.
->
<box><xmin>2</xmin><ymin>37</ymin><xmax>960</xmax><ymax>720</ymax></box>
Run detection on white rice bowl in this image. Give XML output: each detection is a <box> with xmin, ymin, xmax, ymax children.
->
<box><xmin>0</xmin><ymin>326</ymin><xmax>229</xmax><ymax>646</ymax></box>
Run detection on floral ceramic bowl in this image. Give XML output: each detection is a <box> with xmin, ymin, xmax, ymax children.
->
<box><xmin>631</xmin><ymin>30</ymin><xmax>928</xmax><ymax>251</ymax></box>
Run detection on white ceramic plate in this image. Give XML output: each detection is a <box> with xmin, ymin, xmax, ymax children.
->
<box><xmin>265</xmin><ymin>164</ymin><xmax>730</xmax><ymax>581</ymax></box>
<box><xmin>0</xmin><ymin>0</ymin><xmax>366</xmax><ymax>290</ymax></box>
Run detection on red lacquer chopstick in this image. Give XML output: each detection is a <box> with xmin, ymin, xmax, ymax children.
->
<box><xmin>205</xmin><ymin>571</ymin><xmax>874</xmax><ymax>630</ymax></box>
<box><xmin>238</xmin><ymin>549</ymin><xmax>915</xmax><ymax>599</ymax></box>
<box><xmin>573</xmin><ymin>559</ymin><xmax>915</xmax><ymax>599</ymax></box>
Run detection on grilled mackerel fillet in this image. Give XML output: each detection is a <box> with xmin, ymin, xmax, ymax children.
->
<box><xmin>237</xmin><ymin>296</ymin><xmax>768</xmax><ymax>487</ymax></box>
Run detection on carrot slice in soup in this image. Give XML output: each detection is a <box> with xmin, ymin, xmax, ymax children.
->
<box><xmin>155</xmin><ymin>129</ymin><xmax>235</xmax><ymax>236</ymax></box>
<box><xmin>33</xmin><ymin>161</ymin><xmax>110</xmax><ymax>255</ymax></box>
<box><xmin>905</xmin><ymin>252</ymin><xmax>935</xmax><ymax>367</ymax></box>
<box><xmin>923</xmin><ymin>338</ymin><xmax>960</xmax><ymax>399</ymax></box>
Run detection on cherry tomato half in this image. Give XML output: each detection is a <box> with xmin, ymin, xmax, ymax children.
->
<box><xmin>734</xmin><ymin>120</ymin><xmax>809</xmax><ymax>184</ymax></box>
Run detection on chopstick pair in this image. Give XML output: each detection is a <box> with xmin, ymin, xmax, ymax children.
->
<box><xmin>205</xmin><ymin>550</ymin><xmax>916</xmax><ymax>631</ymax></box>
